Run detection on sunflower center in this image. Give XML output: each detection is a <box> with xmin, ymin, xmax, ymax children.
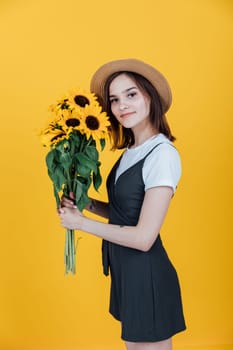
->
<box><xmin>61</xmin><ymin>99</ymin><xmax>69</xmax><ymax>109</ymax></box>
<box><xmin>74</xmin><ymin>95</ymin><xmax>90</xmax><ymax>107</ymax></box>
<box><xmin>86</xmin><ymin>116</ymin><xmax>99</xmax><ymax>130</ymax></box>
<box><xmin>66</xmin><ymin>118</ymin><xmax>80</xmax><ymax>127</ymax></box>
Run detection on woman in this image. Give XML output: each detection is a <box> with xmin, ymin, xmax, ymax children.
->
<box><xmin>58</xmin><ymin>59</ymin><xmax>186</xmax><ymax>350</ymax></box>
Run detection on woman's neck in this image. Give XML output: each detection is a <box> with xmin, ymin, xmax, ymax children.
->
<box><xmin>131</xmin><ymin>128</ymin><xmax>159</xmax><ymax>148</ymax></box>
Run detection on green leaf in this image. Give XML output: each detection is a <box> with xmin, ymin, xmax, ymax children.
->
<box><xmin>83</xmin><ymin>175</ymin><xmax>92</xmax><ymax>191</ymax></box>
<box><xmin>84</xmin><ymin>145</ymin><xmax>99</xmax><ymax>161</ymax></box>
<box><xmin>93</xmin><ymin>167</ymin><xmax>102</xmax><ymax>191</ymax></box>
<box><xmin>75</xmin><ymin>153</ymin><xmax>97</xmax><ymax>174</ymax></box>
<box><xmin>74</xmin><ymin>180</ymin><xmax>83</xmax><ymax>204</ymax></box>
<box><xmin>53</xmin><ymin>165</ymin><xmax>67</xmax><ymax>192</ymax></box>
<box><xmin>55</xmin><ymin>139</ymin><xmax>70</xmax><ymax>153</ymax></box>
<box><xmin>100</xmin><ymin>138</ymin><xmax>106</xmax><ymax>151</ymax></box>
<box><xmin>75</xmin><ymin>175</ymin><xmax>91</xmax><ymax>190</ymax></box>
<box><xmin>77</xmin><ymin>164</ymin><xmax>91</xmax><ymax>178</ymax></box>
<box><xmin>77</xmin><ymin>191</ymin><xmax>90</xmax><ymax>211</ymax></box>
<box><xmin>69</xmin><ymin>131</ymin><xmax>81</xmax><ymax>148</ymax></box>
<box><xmin>46</xmin><ymin>149</ymin><xmax>57</xmax><ymax>172</ymax></box>
<box><xmin>74</xmin><ymin>177</ymin><xmax>91</xmax><ymax>211</ymax></box>
<box><xmin>53</xmin><ymin>185</ymin><xmax>60</xmax><ymax>207</ymax></box>
<box><xmin>47</xmin><ymin>166</ymin><xmax>57</xmax><ymax>183</ymax></box>
<box><xmin>58</xmin><ymin>152</ymin><xmax>72</xmax><ymax>171</ymax></box>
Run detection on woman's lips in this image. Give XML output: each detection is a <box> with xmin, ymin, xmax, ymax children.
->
<box><xmin>120</xmin><ymin>111</ymin><xmax>135</xmax><ymax>118</ymax></box>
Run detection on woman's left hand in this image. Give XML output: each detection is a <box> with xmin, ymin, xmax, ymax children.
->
<box><xmin>58</xmin><ymin>207</ymin><xmax>84</xmax><ymax>230</ymax></box>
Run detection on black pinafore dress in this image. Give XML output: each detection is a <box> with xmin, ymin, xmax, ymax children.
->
<box><xmin>102</xmin><ymin>144</ymin><xmax>186</xmax><ymax>342</ymax></box>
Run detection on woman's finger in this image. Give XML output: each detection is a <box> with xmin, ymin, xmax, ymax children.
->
<box><xmin>58</xmin><ymin>207</ymin><xmax>65</xmax><ymax>214</ymax></box>
<box><xmin>69</xmin><ymin>192</ymin><xmax>75</xmax><ymax>200</ymax></box>
<box><xmin>61</xmin><ymin>196</ymin><xmax>76</xmax><ymax>208</ymax></box>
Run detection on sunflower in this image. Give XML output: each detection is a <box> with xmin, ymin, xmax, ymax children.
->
<box><xmin>65</xmin><ymin>88</ymin><xmax>98</xmax><ymax>110</ymax></box>
<box><xmin>40</xmin><ymin>124</ymin><xmax>68</xmax><ymax>147</ymax></box>
<box><xmin>49</xmin><ymin>99</ymin><xmax>72</xmax><ymax>119</ymax></box>
<box><xmin>59</xmin><ymin>108</ymin><xmax>83</xmax><ymax>134</ymax></box>
<box><xmin>80</xmin><ymin>104</ymin><xmax>110</xmax><ymax>142</ymax></box>
<box><xmin>45</xmin><ymin>110</ymin><xmax>65</xmax><ymax>128</ymax></box>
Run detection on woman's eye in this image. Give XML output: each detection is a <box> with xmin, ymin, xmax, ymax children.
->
<box><xmin>128</xmin><ymin>92</ymin><xmax>136</xmax><ymax>98</ymax></box>
<box><xmin>110</xmin><ymin>98</ymin><xmax>118</xmax><ymax>104</ymax></box>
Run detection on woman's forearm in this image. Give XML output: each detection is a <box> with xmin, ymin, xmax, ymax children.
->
<box><xmin>85</xmin><ymin>198</ymin><xmax>109</xmax><ymax>219</ymax></box>
<box><xmin>80</xmin><ymin>216</ymin><xmax>146</xmax><ymax>251</ymax></box>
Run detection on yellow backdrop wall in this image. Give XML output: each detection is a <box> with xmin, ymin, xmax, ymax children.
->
<box><xmin>0</xmin><ymin>0</ymin><xmax>232</xmax><ymax>349</ymax></box>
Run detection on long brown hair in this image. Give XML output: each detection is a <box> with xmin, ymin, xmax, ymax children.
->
<box><xmin>103</xmin><ymin>71</ymin><xmax>175</xmax><ymax>149</ymax></box>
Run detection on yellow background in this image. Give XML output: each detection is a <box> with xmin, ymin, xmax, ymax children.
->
<box><xmin>0</xmin><ymin>0</ymin><xmax>232</xmax><ymax>349</ymax></box>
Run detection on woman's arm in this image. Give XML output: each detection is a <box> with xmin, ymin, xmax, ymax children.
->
<box><xmin>60</xmin><ymin>192</ymin><xmax>109</xmax><ymax>219</ymax></box>
<box><xmin>59</xmin><ymin>186</ymin><xmax>173</xmax><ymax>252</ymax></box>
<box><xmin>85</xmin><ymin>198</ymin><xmax>109</xmax><ymax>219</ymax></box>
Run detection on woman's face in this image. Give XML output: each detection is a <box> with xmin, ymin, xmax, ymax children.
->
<box><xmin>109</xmin><ymin>73</ymin><xmax>151</xmax><ymax>131</ymax></box>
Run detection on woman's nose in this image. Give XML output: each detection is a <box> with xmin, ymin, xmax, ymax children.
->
<box><xmin>119</xmin><ymin>104</ymin><xmax>129</xmax><ymax>111</ymax></box>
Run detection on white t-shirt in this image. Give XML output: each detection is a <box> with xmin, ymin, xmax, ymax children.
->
<box><xmin>115</xmin><ymin>133</ymin><xmax>181</xmax><ymax>193</ymax></box>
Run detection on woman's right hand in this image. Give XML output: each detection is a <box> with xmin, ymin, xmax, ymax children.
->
<box><xmin>60</xmin><ymin>193</ymin><xmax>109</xmax><ymax>219</ymax></box>
<box><xmin>60</xmin><ymin>192</ymin><xmax>77</xmax><ymax>209</ymax></box>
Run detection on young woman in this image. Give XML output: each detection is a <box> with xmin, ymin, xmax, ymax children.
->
<box><xmin>58</xmin><ymin>59</ymin><xmax>186</xmax><ymax>350</ymax></box>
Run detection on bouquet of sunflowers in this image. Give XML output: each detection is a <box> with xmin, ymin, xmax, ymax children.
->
<box><xmin>40</xmin><ymin>89</ymin><xmax>110</xmax><ymax>274</ymax></box>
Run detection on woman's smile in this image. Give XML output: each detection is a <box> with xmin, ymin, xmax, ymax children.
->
<box><xmin>120</xmin><ymin>111</ymin><xmax>136</xmax><ymax>118</ymax></box>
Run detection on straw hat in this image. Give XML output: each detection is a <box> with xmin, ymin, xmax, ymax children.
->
<box><xmin>90</xmin><ymin>58</ymin><xmax>172</xmax><ymax>113</ymax></box>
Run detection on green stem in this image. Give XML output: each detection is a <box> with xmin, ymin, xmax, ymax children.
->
<box><xmin>64</xmin><ymin>229</ymin><xmax>76</xmax><ymax>274</ymax></box>
<box><xmin>86</xmin><ymin>136</ymin><xmax>93</xmax><ymax>148</ymax></box>
<box><xmin>79</xmin><ymin>136</ymin><xmax>86</xmax><ymax>153</ymax></box>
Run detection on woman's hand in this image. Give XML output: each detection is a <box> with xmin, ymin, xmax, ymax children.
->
<box><xmin>60</xmin><ymin>192</ymin><xmax>77</xmax><ymax>209</ymax></box>
<box><xmin>58</xmin><ymin>206</ymin><xmax>84</xmax><ymax>230</ymax></box>
<box><xmin>59</xmin><ymin>191</ymin><xmax>109</xmax><ymax>223</ymax></box>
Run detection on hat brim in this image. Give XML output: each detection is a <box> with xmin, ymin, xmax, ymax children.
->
<box><xmin>90</xmin><ymin>58</ymin><xmax>172</xmax><ymax>113</ymax></box>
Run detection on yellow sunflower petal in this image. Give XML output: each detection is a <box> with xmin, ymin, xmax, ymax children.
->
<box><xmin>39</xmin><ymin>127</ymin><xmax>68</xmax><ymax>147</ymax></box>
<box><xmin>80</xmin><ymin>105</ymin><xmax>110</xmax><ymax>143</ymax></box>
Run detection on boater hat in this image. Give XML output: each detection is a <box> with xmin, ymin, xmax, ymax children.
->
<box><xmin>90</xmin><ymin>58</ymin><xmax>172</xmax><ymax>113</ymax></box>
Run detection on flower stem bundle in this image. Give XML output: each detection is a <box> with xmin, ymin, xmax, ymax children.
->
<box><xmin>40</xmin><ymin>88</ymin><xmax>110</xmax><ymax>274</ymax></box>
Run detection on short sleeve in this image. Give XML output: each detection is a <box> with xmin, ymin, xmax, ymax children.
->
<box><xmin>143</xmin><ymin>143</ymin><xmax>182</xmax><ymax>193</ymax></box>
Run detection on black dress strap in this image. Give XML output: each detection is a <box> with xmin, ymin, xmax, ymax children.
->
<box><xmin>141</xmin><ymin>142</ymin><xmax>163</xmax><ymax>161</ymax></box>
<box><xmin>141</xmin><ymin>141</ymin><xmax>175</xmax><ymax>162</ymax></box>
